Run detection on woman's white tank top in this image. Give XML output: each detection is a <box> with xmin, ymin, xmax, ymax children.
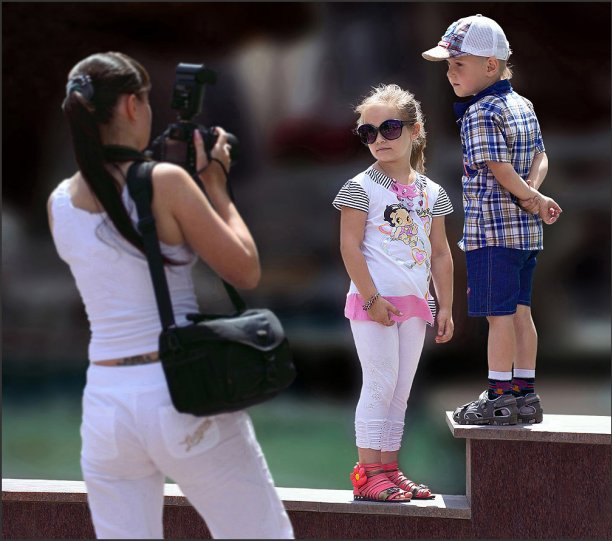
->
<box><xmin>49</xmin><ymin>178</ymin><xmax>199</xmax><ymax>362</ymax></box>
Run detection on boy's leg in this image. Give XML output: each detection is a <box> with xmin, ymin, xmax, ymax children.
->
<box><xmin>513</xmin><ymin>305</ymin><xmax>537</xmax><ymax>371</ymax></box>
<box><xmin>486</xmin><ymin>315</ymin><xmax>515</xmax><ymax>398</ymax></box>
<box><xmin>511</xmin><ymin>251</ymin><xmax>543</xmax><ymax>423</ymax></box>
<box><xmin>513</xmin><ymin>250</ymin><xmax>539</xmax><ymax>372</ymax></box>
<box><xmin>487</xmin><ymin>314</ymin><xmax>516</xmax><ymax>373</ymax></box>
<box><xmin>453</xmin><ymin>247</ymin><xmax>521</xmax><ymax>425</ymax></box>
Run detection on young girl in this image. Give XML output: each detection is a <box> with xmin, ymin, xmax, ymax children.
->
<box><xmin>333</xmin><ymin>84</ymin><xmax>455</xmax><ymax>502</ymax></box>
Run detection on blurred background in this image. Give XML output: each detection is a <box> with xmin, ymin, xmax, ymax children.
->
<box><xmin>3</xmin><ymin>2</ymin><xmax>610</xmax><ymax>495</ymax></box>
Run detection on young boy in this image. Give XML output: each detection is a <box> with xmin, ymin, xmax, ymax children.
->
<box><xmin>421</xmin><ymin>14</ymin><xmax>562</xmax><ymax>425</ymax></box>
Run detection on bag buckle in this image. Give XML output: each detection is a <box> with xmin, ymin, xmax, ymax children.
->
<box><xmin>167</xmin><ymin>332</ymin><xmax>182</xmax><ymax>354</ymax></box>
<box><xmin>265</xmin><ymin>352</ymin><xmax>278</xmax><ymax>383</ymax></box>
<box><xmin>256</xmin><ymin>328</ymin><xmax>269</xmax><ymax>344</ymax></box>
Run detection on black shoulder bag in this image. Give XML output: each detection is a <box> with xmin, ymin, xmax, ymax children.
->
<box><xmin>126</xmin><ymin>160</ymin><xmax>297</xmax><ymax>416</ymax></box>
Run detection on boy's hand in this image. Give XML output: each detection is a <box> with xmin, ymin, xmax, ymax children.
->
<box><xmin>435</xmin><ymin>308</ymin><xmax>454</xmax><ymax>343</ymax></box>
<box><xmin>518</xmin><ymin>196</ymin><xmax>539</xmax><ymax>214</ymax></box>
<box><xmin>519</xmin><ymin>179</ymin><xmax>562</xmax><ymax>223</ymax></box>
<box><xmin>518</xmin><ymin>179</ymin><xmax>539</xmax><ymax>214</ymax></box>
<box><xmin>538</xmin><ymin>194</ymin><xmax>562</xmax><ymax>224</ymax></box>
<box><xmin>367</xmin><ymin>297</ymin><xmax>402</xmax><ymax>326</ymax></box>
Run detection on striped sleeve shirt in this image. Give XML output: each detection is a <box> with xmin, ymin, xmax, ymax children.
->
<box><xmin>332</xmin><ymin>179</ymin><xmax>369</xmax><ymax>212</ymax></box>
<box><xmin>332</xmin><ymin>172</ymin><xmax>453</xmax><ymax>217</ymax></box>
<box><xmin>432</xmin><ymin>186</ymin><xmax>453</xmax><ymax>216</ymax></box>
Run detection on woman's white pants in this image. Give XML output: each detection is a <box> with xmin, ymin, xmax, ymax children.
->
<box><xmin>350</xmin><ymin>317</ymin><xmax>426</xmax><ymax>452</ymax></box>
<box><xmin>80</xmin><ymin>362</ymin><xmax>294</xmax><ymax>539</ymax></box>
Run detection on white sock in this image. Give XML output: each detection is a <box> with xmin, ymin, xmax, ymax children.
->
<box><xmin>514</xmin><ymin>368</ymin><xmax>536</xmax><ymax>378</ymax></box>
<box><xmin>488</xmin><ymin>370</ymin><xmax>512</xmax><ymax>381</ymax></box>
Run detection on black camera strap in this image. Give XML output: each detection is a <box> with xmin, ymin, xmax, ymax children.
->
<box><xmin>126</xmin><ymin>160</ymin><xmax>247</xmax><ymax>332</ymax></box>
<box><xmin>127</xmin><ymin>161</ymin><xmax>176</xmax><ymax>330</ymax></box>
<box><xmin>103</xmin><ymin>145</ymin><xmax>150</xmax><ymax>163</ymax></box>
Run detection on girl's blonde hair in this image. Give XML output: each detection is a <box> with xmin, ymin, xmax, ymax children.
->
<box><xmin>354</xmin><ymin>83</ymin><xmax>427</xmax><ymax>173</ymax></box>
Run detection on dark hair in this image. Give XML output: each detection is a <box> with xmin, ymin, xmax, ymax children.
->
<box><xmin>62</xmin><ymin>52</ymin><xmax>151</xmax><ymax>256</ymax></box>
<box><xmin>383</xmin><ymin>203</ymin><xmax>408</xmax><ymax>226</ymax></box>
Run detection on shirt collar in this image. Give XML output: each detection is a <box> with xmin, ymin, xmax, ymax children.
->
<box><xmin>366</xmin><ymin>165</ymin><xmax>425</xmax><ymax>194</ymax></box>
<box><xmin>453</xmin><ymin>79</ymin><xmax>513</xmax><ymax>121</ymax></box>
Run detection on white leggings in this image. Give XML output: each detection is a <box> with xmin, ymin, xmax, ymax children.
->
<box><xmin>80</xmin><ymin>363</ymin><xmax>294</xmax><ymax>539</ymax></box>
<box><xmin>350</xmin><ymin>317</ymin><xmax>427</xmax><ymax>452</ymax></box>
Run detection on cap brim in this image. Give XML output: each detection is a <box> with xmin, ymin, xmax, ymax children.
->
<box><xmin>421</xmin><ymin>46</ymin><xmax>452</xmax><ymax>61</ymax></box>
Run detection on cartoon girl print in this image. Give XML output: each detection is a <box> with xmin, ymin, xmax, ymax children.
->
<box><xmin>383</xmin><ymin>204</ymin><xmax>418</xmax><ymax>246</ymax></box>
<box><xmin>378</xmin><ymin>203</ymin><xmax>431</xmax><ymax>270</ymax></box>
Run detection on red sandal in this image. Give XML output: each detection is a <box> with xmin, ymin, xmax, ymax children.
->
<box><xmin>351</xmin><ymin>463</ymin><xmax>411</xmax><ymax>503</ymax></box>
<box><xmin>383</xmin><ymin>461</ymin><xmax>434</xmax><ymax>500</ymax></box>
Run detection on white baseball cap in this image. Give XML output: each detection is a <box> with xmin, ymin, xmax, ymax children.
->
<box><xmin>422</xmin><ymin>14</ymin><xmax>511</xmax><ymax>61</ymax></box>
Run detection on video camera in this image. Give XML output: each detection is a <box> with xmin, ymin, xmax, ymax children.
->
<box><xmin>149</xmin><ymin>63</ymin><xmax>239</xmax><ymax>177</ymax></box>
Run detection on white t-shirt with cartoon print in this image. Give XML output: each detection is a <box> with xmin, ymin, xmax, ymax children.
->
<box><xmin>333</xmin><ymin>165</ymin><xmax>453</xmax><ymax>325</ymax></box>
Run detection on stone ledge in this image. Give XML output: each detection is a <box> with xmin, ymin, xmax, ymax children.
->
<box><xmin>2</xmin><ymin>479</ymin><xmax>470</xmax><ymax>520</ymax></box>
<box><xmin>276</xmin><ymin>487</ymin><xmax>470</xmax><ymax>519</ymax></box>
<box><xmin>445</xmin><ymin>412</ymin><xmax>611</xmax><ymax>444</ymax></box>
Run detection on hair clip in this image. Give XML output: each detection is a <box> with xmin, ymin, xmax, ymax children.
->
<box><xmin>66</xmin><ymin>74</ymin><xmax>94</xmax><ymax>101</ymax></box>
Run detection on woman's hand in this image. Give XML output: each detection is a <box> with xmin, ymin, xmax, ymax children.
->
<box><xmin>194</xmin><ymin>126</ymin><xmax>232</xmax><ymax>186</ymax></box>
<box><xmin>367</xmin><ymin>297</ymin><xmax>402</xmax><ymax>326</ymax></box>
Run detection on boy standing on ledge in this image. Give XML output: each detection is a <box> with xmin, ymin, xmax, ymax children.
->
<box><xmin>422</xmin><ymin>14</ymin><xmax>562</xmax><ymax>425</ymax></box>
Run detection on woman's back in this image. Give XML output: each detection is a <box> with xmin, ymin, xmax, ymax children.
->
<box><xmin>49</xmin><ymin>176</ymin><xmax>198</xmax><ymax>362</ymax></box>
<box><xmin>45</xmin><ymin>51</ymin><xmax>293</xmax><ymax>540</ymax></box>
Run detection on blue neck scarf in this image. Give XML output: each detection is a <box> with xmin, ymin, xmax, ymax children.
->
<box><xmin>453</xmin><ymin>79</ymin><xmax>513</xmax><ymax>122</ymax></box>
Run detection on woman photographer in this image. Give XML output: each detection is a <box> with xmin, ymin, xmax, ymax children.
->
<box><xmin>47</xmin><ymin>51</ymin><xmax>293</xmax><ymax>539</ymax></box>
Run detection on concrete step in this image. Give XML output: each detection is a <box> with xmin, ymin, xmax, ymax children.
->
<box><xmin>2</xmin><ymin>478</ymin><xmax>471</xmax><ymax>520</ymax></box>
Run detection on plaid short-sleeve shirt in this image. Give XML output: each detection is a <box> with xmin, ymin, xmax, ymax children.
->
<box><xmin>456</xmin><ymin>79</ymin><xmax>545</xmax><ymax>251</ymax></box>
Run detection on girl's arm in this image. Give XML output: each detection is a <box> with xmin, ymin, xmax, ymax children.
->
<box><xmin>340</xmin><ymin>207</ymin><xmax>401</xmax><ymax>326</ymax></box>
<box><xmin>429</xmin><ymin>216</ymin><xmax>454</xmax><ymax>343</ymax></box>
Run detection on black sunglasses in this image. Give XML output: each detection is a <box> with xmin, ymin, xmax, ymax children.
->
<box><xmin>355</xmin><ymin>119</ymin><xmax>410</xmax><ymax>145</ymax></box>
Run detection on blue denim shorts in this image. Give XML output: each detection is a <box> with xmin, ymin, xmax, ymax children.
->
<box><xmin>465</xmin><ymin>247</ymin><xmax>539</xmax><ymax>317</ymax></box>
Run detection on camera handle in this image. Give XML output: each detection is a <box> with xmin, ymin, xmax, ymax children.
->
<box><xmin>104</xmin><ymin>143</ymin><xmax>233</xmax><ymax>205</ymax></box>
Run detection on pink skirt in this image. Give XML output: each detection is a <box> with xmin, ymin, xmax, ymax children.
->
<box><xmin>344</xmin><ymin>293</ymin><xmax>434</xmax><ymax>325</ymax></box>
